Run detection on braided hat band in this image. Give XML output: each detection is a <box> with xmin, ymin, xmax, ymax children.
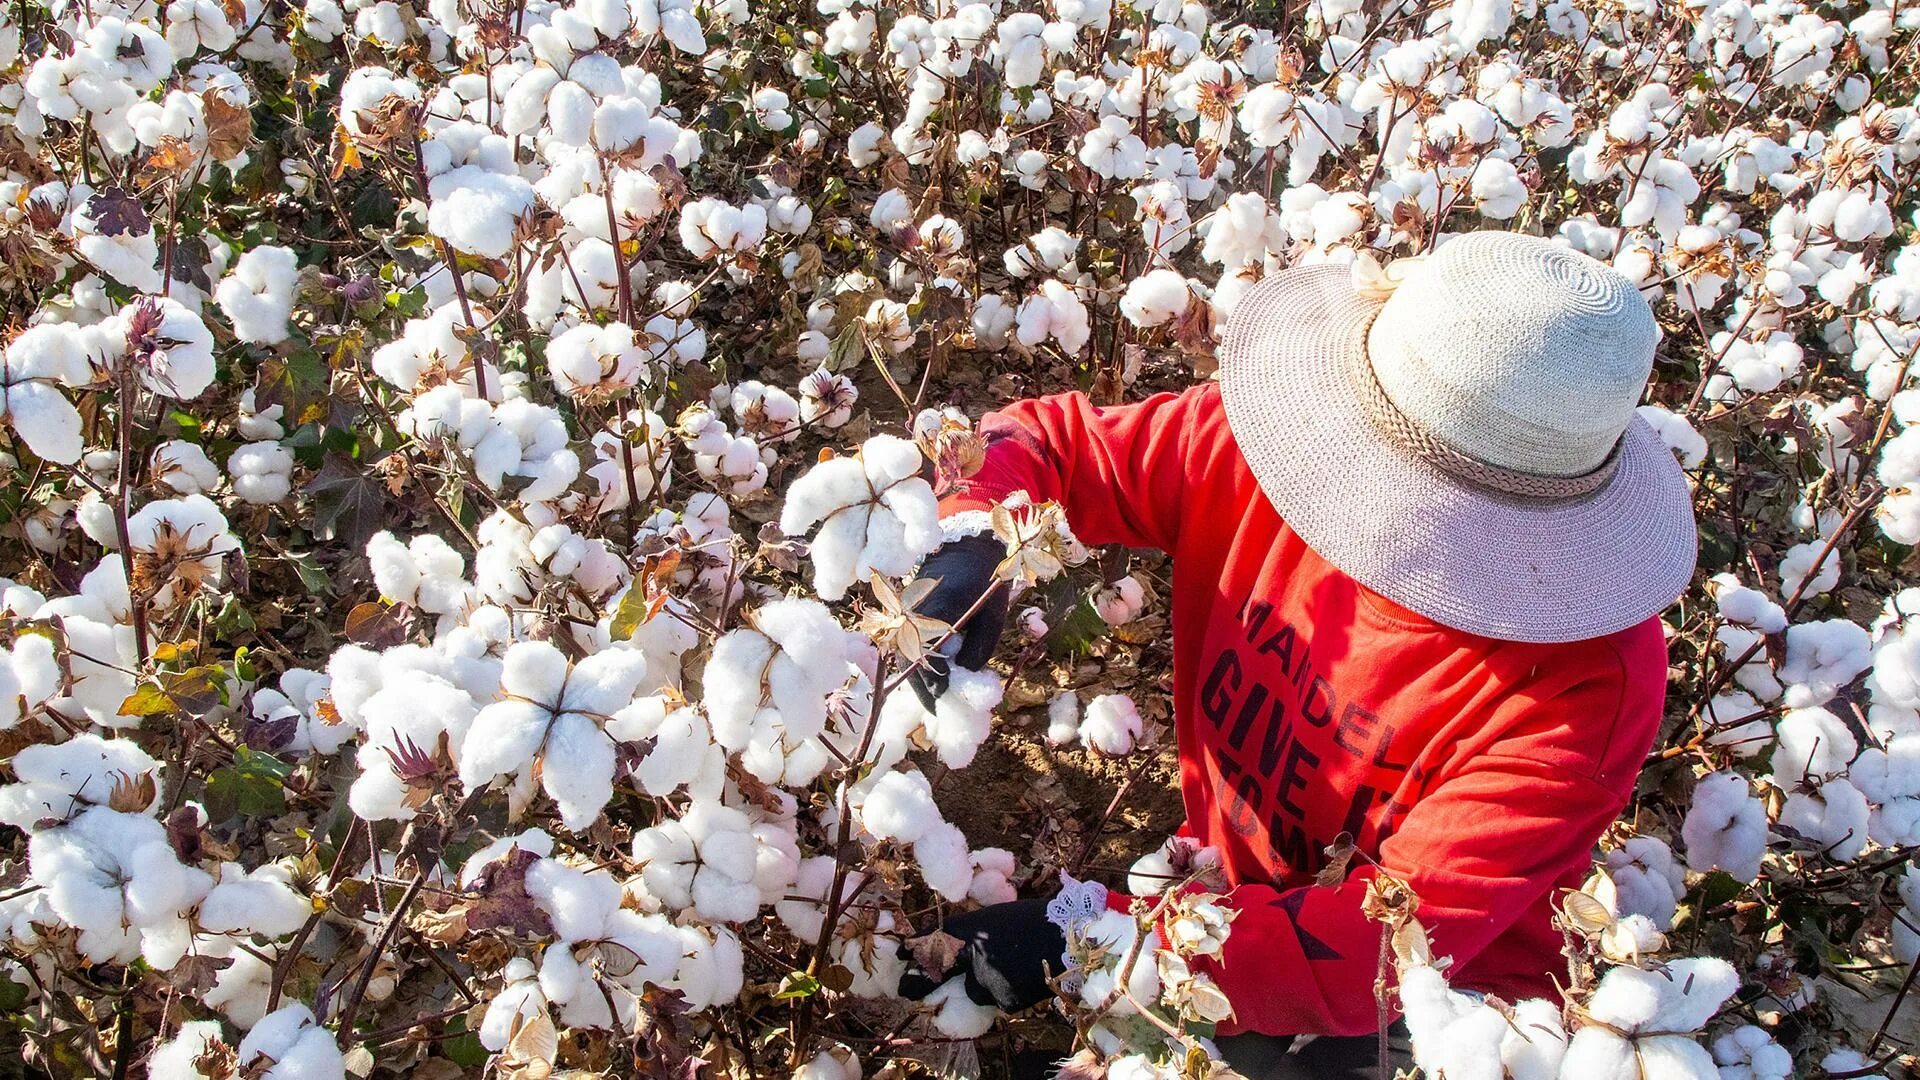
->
<box><xmin>1350</xmin><ymin>309</ymin><xmax>1624</xmax><ymax>501</ymax></box>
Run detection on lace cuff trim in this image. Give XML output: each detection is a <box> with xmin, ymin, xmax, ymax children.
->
<box><xmin>1045</xmin><ymin>872</ymin><xmax>1109</xmax><ymax>993</ymax></box>
<box><xmin>939</xmin><ymin>510</ymin><xmax>997</xmax><ymax>544</ymax></box>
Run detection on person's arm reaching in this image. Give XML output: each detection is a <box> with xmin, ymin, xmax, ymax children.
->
<box><xmin>938</xmin><ymin>386</ymin><xmax>1209</xmax><ymax>553</ymax></box>
<box><xmin>907</xmin><ymin>387</ymin><xmax>1209</xmax><ymax>705</ymax></box>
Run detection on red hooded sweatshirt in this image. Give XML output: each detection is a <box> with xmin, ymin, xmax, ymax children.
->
<box><xmin>937</xmin><ymin>383</ymin><xmax>1668</xmax><ymax>1038</ymax></box>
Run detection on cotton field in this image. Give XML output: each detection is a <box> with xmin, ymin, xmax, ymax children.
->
<box><xmin>0</xmin><ymin>0</ymin><xmax>1914</xmax><ymax>1076</ymax></box>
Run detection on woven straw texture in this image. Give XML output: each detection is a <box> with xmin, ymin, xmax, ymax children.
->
<box><xmin>1217</xmin><ymin>256</ymin><xmax>1697</xmax><ymax>644</ymax></box>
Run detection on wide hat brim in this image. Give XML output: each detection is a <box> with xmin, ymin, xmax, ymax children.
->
<box><xmin>1217</xmin><ymin>263</ymin><xmax>1698</xmax><ymax>644</ymax></box>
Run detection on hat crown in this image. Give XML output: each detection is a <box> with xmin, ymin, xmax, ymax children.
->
<box><xmin>1365</xmin><ymin>232</ymin><xmax>1658</xmax><ymax>479</ymax></box>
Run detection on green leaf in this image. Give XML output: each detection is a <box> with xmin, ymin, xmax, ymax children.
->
<box><xmin>440</xmin><ymin>1017</ymin><xmax>488</xmax><ymax>1069</ymax></box>
<box><xmin>1695</xmin><ymin>870</ymin><xmax>1742</xmax><ymax>912</ymax></box>
<box><xmin>774</xmin><ymin>971</ymin><xmax>821</xmax><ymax>1000</ymax></box>
<box><xmin>205</xmin><ymin>747</ymin><xmax>294</xmax><ymax>821</ymax></box>
<box><xmin>282</xmin><ymin>550</ymin><xmax>335</xmax><ymax>596</ymax></box>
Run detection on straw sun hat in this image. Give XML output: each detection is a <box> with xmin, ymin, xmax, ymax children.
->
<box><xmin>1218</xmin><ymin>230</ymin><xmax>1697</xmax><ymax>644</ymax></box>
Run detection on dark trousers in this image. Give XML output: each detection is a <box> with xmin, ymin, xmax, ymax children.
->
<box><xmin>1214</xmin><ymin>1023</ymin><xmax>1414</xmax><ymax>1079</ymax></box>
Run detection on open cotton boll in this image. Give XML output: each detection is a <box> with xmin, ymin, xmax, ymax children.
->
<box><xmin>1094</xmin><ymin>576</ymin><xmax>1146</xmax><ymax>626</ymax></box>
<box><xmin>1400</xmin><ymin>964</ymin><xmax>1557</xmax><ymax>1080</ymax></box>
<box><xmin>147</xmin><ymin>1019</ymin><xmax>229</xmax><ymax>1080</ymax></box>
<box><xmin>1852</xmin><ymin>739</ymin><xmax>1920</xmax><ymax>845</ymax></box>
<box><xmin>235</xmin><ymin>1003</ymin><xmax>345</xmax><ymax>1080</ymax></box>
<box><xmin>926</xmin><ymin>976</ymin><xmax>998</xmax><ymax>1038</ymax></box>
<box><xmin>1772</xmin><ymin>706</ymin><xmax>1856</xmax><ymax>780</ymax></box>
<box><xmin>349</xmin><ymin>673</ymin><xmax>478</xmax><ymax>821</ymax></box>
<box><xmin>195</xmin><ymin>862</ymin><xmax>311</xmax><ymax>940</ymax></box>
<box><xmin>365</xmin><ymin>530</ymin><xmax>471</xmax><ymax>615</ymax></box>
<box><xmin>0</xmin><ymin>733</ymin><xmax>162</xmax><ymax>829</ymax></box>
<box><xmin>460</xmin><ymin>641</ymin><xmax>648</xmax><ymax>832</ymax></box>
<box><xmin>1080</xmin><ymin>694</ymin><xmax>1143</xmax><ymax>756</ymax></box>
<box><xmin>1591</xmin><ymin>836</ymin><xmax>1685</xmax><ymax>930</ymax></box>
<box><xmin>1778</xmin><ymin>540</ymin><xmax>1840</xmax><ymax>597</ymax></box>
<box><xmin>214</xmin><ymin>245</ymin><xmax>298</xmax><ymax>344</ymax></box>
<box><xmin>1015</xmin><ymin>279</ymin><xmax>1092</xmax><ymax>355</ymax></box>
<box><xmin>152</xmin><ymin>440</ymin><xmax>222</xmax><ymax>495</ymax></box>
<box><xmin>1711</xmin><ymin>1024</ymin><xmax>1794</xmax><ymax>1079</ymax></box>
<box><xmin>1118</xmin><ymin>268</ymin><xmax>1191</xmax><ymax>328</ymax></box>
<box><xmin>427</xmin><ymin>167</ymin><xmax>535</xmax><ymax>259</ymax></box>
<box><xmin>679</xmin><ymin>197</ymin><xmax>768</xmax><ymax>259</ymax></box>
<box><xmin>1681</xmin><ymin>770</ymin><xmax>1767</xmax><ymax>881</ymax></box>
<box><xmin>1777</xmin><ymin>619</ymin><xmax>1872</xmax><ymax>707</ymax></box>
<box><xmin>874</xmin><ymin>664</ymin><xmax>1004</xmax><ymax>769</ymax></box>
<box><xmin>1045</xmin><ymin>691</ymin><xmax>1081</xmax><ymax>746</ymax></box>
<box><xmin>478</xmin><ymin>959</ymin><xmax>547</xmax><ymax>1053</ymax></box>
<box><xmin>1075</xmin><ymin>909</ymin><xmax>1162</xmax><ymax>1014</ymax></box>
<box><xmin>28</xmin><ymin>806</ymin><xmax>208</xmax><ymax>965</ymax></box>
<box><xmin>1779</xmin><ymin>778</ymin><xmax>1871</xmax><ymax>861</ymax></box>
<box><xmin>913</xmin><ymin>819</ymin><xmax>976</xmax><ymax>901</ymax></box>
<box><xmin>860</xmin><ymin>768</ymin><xmax>940</xmax><ymax>844</ymax></box>
<box><xmin>1709</xmin><ymin>573</ymin><xmax>1787</xmax><ymax>633</ymax></box>
<box><xmin>778</xmin><ymin>434</ymin><xmax>941</xmax><ymax>600</ymax></box>
<box><xmin>0</xmin><ymin>633</ymin><xmax>60</xmax><ymax>732</ymax></box>
<box><xmin>227</xmin><ymin>440</ymin><xmax>293</xmax><ymax>504</ymax></box>
<box><xmin>967</xmin><ymin>848</ymin><xmax>1018</xmax><ymax>905</ymax></box>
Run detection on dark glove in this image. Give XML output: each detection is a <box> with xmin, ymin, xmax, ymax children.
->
<box><xmin>897</xmin><ymin>898</ymin><xmax>1065</xmax><ymax>1011</ymax></box>
<box><xmin>906</xmin><ymin>532</ymin><xmax>1011</xmax><ymax>711</ymax></box>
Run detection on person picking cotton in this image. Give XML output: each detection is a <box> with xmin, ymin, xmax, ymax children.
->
<box><xmin>896</xmin><ymin>232</ymin><xmax>1697</xmax><ymax>1078</ymax></box>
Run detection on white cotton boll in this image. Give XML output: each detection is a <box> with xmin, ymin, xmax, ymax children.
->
<box><xmin>148</xmin><ymin>1020</ymin><xmax>228</xmax><ymax>1080</ymax></box>
<box><xmin>1681</xmin><ymin>770</ymin><xmax>1767</xmax><ymax>881</ymax></box>
<box><xmin>0</xmin><ymin>733</ymin><xmax>162</xmax><ymax>828</ymax></box>
<box><xmin>1118</xmin><ymin>269</ymin><xmax>1190</xmax><ymax>328</ymax></box>
<box><xmin>1398</xmin><ymin>964</ymin><xmax>1519</xmax><ymax>1080</ymax></box>
<box><xmin>1015</xmin><ymin>279</ymin><xmax>1092</xmax><ymax>356</ymax></box>
<box><xmin>125</xmin><ymin>297</ymin><xmax>217</xmax><ymax>400</ymax></box>
<box><xmin>926</xmin><ymin>975</ymin><xmax>997</xmax><ymax>1037</ymax></box>
<box><xmin>1779</xmin><ymin>778</ymin><xmax>1871</xmax><ymax>861</ymax></box>
<box><xmin>679</xmin><ymin>198</ymin><xmax>768</xmax><ymax>259</ymax></box>
<box><xmin>1777</xmin><ymin>619</ymin><xmax>1872</xmax><ymax>708</ymax></box>
<box><xmin>1778</xmin><ymin>541</ymin><xmax>1839</xmax><ymax>597</ymax></box>
<box><xmin>153</xmin><ymin>440</ymin><xmax>222</xmax><ymax>495</ymax></box>
<box><xmin>1076</xmin><ymin>909</ymin><xmax>1161</xmax><ymax>1014</ymax></box>
<box><xmin>1093</xmin><ymin>576</ymin><xmax>1146</xmax><ymax>626</ymax></box>
<box><xmin>869</xmin><ymin>188</ymin><xmax>913</xmax><ymax>233</ymax></box>
<box><xmin>1080</xmin><ymin>694</ymin><xmax>1143</xmax><ymax>756</ymax></box>
<box><xmin>235</xmin><ymin>1003</ymin><xmax>344</xmax><ymax>1080</ymax></box>
<box><xmin>779</xmin><ymin>435</ymin><xmax>941</xmax><ymax>601</ymax></box>
<box><xmin>915</xmin><ymin>820</ymin><xmax>975</xmax><ymax>901</ymax></box>
<box><xmin>968</xmin><ymin>848</ymin><xmax>1018</xmax><ymax>905</ymax></box>
<box><xmin>1077</xmin><ymin>115</ymin><xmax>1147</xmax><ymax>179</ymax></box>
<box><xmin>1046</xmin><ymin>691</ymin><xmax>1081</xmax><ymax>746</ymax></box>
<box><xmin>215</xmin><ymin>245</ymin><xmax>298</xmax><ymax>345</ymax></box>
<box><xmin>915</xmin><ymin>665</ymin><xmax>1003</xmax><ymax>767</ymax></box>
<box><xmin>861</xmin><ymin>768</ymin><xmax>939</xmax><ymax>843</ymax></box>
<box><xmin>1709</xmin><ymin>574</ymin><xmax>1787</xmax><ymax>634</ymax></box>
<box><xmin>2</xmin><ymin>379</ymin><xmax>85</xmax><ymax>464</ymax></box>
<box><xmin>1774</xmin><ymin>703</ymin><xmax>1850</xmax><ymax>776</ymax></box>
<box><xmin>1711</xmin><ymin>330</ymin><xmax>1804</xmax><ymax>397</ymax></box>
<box><xmin>196</xmin><ymin>863</ymin><xmax>310</xmax><ymax>939</ymax></box>
<box><xmin>1637</xmin><ymin>405</ymin><xmax>1707</xmax><ymax>469</ymax></box>
<box><xmin>479</xmin><ymin>959</ymin><xmax>546</xmax><ymax>1053</ymax></box>
<box><xmin>29</xmin><ymin>807</ymin><xmax>204</xmax><ymax>964</ymax></box>
<box><xmin>227</xmin><ymin>441</ymin><xmax>294</xmax><ymax>504</ymax></box>
<box><xmin>1593</xmin><ymin>836</ymin><xmax>1685</xmax><ymax>930</ymax></box>
<box><xmin>1711</xmin><ymin>1025</ymin><xmax>1793</xmax><ymax>1080</ymax></box>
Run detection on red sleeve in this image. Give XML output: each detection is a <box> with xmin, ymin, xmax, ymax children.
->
<box><xmin>939</xmin><ymin>387</ymin><xmax>1207</xmax><ymax>552</ymax></box>
<box><xmin>1198</xmin><ymin>676</ymin><xmax>1655</xmax><ymax>1037</ymax></box>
